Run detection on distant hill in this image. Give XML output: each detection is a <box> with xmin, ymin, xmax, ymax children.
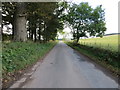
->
<box><xmin>104</xmin><ymin>33</ymin><xmax>120</xmax><ymax>36</ymax></box>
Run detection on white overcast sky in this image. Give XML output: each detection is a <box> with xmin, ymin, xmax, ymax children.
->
<box><xmin>64</xmin><ymin>0</ymin><xmax>119</xmax><ymax>34</ymax></box>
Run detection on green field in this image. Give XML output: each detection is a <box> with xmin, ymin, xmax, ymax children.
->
<box><xmin>79</xmin><ymin>35</ymin><xmax>119</xmax><ymax>52</ymax></box>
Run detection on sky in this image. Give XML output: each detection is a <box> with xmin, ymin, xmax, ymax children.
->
<box><xmin>63</xmin><ymin>0</ymin><xmax>119</xmax><ymax>35</ymax></box>
<box><xmin>2</xmin><ymin>0</ymin><xmax>119</xmax><ymax>38</ymax></box>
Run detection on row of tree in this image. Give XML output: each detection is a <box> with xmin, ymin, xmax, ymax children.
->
<box><xmin>2</xmin><ymin>2</ymin><xmax>106</xmax><ymax>43</ymax></box>
<box><xmin>64</xmin><ymin>2</ymin><xmax>106</xmax><ymax>43</ymax></box>
<box><xmin>2</xmin><ymin>2</ymin><xmax>65</xmax><ymax>42</ymax></box>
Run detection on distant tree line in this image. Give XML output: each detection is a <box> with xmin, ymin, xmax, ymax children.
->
<box><xmin>2</xmin><ymin>2</ymin><xmax>65</xmax><ymax>42</ymax></box>
<box><xmin>104</xmin><ymin>33</ymin><xmax>120</xmax><ymax>36</ymax></box>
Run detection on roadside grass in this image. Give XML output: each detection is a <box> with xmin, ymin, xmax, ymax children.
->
<box><xmin>2</xmin><ymin>41</ymin><xmax>57</xmax><ymax>86</ymax></box>
<box><xmin>79</xmin><ymin>35</ymin><xmax>119</xmax><ymax>52</ymax></box>
<box><xmin>65</xmin><ymin>41</ymin><xmax>120</xmax><ymax>77</ymax></box>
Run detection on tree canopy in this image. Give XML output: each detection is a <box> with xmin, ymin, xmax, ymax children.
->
<box><xmin>2</xmin><ymin>2</ymin><xmax>106</xmax><ymax>42</ymax></box>
<box><xmin>2</xmin><ymin>2</ymin><xmax>65</xmax><ymax>42</ymax></box>
<box><xmin>64</xmin><ymin>2</ymin><xmax>106</xmax><ymax>43</ymax></box>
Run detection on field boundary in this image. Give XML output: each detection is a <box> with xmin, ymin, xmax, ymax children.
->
<box><xmin>79</xmin><ymin>35</ymin><xmax>119</xmax><ymax>52</ymax></box>
<box><xmin>65</xmin><ymin>42</ymin><xmax>119</xmax><ymax>78</ymax></box>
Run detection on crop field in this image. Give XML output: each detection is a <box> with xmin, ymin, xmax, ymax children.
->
<box><xmin>79</xmin><ymin>35</ymin><xmax>119</xmax><ymax>52</ymax></box>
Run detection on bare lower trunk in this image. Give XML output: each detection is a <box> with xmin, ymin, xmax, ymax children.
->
<box><xmin>76</xmin><ymin>37</ymin><xmax>79</xmax><ymax>43</ymax></box>
<box><xmin>38</xmin><ymin>23</ymin><xmax>41</xmax><ymax>42</ymax></box>
<box><xmin>76</xmin><ymin>29</ymin><xmax>79</xmax><ymax>43</ymax></box>
<box><xmin>12</xmin><ymin>13</ymin><xmax>16</xmax><ymax>40</ymax></box>
<box><xmin>34</xmin><ymin>29</ymin><xmax>37</xmax><ymax>42</ymax></box>
<box><xmin>29</xmin><ymin>26</ymin><xmax>33</xmax><ymax>40</ymax></box>
<box><xmin>0</xmin><ymin>2</ymin><xmax>2</xmax><ymax>41</ymax></box>
<box><xmin>14</xmin><ymin>2</ymin><xmax>27</xmax><ymax>42</ymax></box>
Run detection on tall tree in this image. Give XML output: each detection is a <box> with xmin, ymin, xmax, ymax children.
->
<box><xmin>2</xmin><ymin>2</ymin><xmax>65</xmax><ymax>42</ymax></box>
<box><xmin>88</xmin><ymin>5</ymin><xmax>106</xmax><ymax>37</ymax></box>
<box><xmin>2</xmin><ymin>2</ymin><xmax>27</xmax><ymax>41</ymax></box>
<box><xmin>27</xmin><ymin>2</ymin><xmax>64</xmax><ymax>42</ymax></box>
<box><xmin>13</xmin><ymin>2</ymin><xmax>27</xmax><ymax>42</ymax></box>
<box><xmin>65</xmin><ymin>2</ymin><xmax>106</xmax><ymax>43</ymax></box>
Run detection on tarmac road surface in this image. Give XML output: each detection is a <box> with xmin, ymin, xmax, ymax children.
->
<box><xmin>10</xmin><ymin>41</ymin><xmax>118</xmax><ymax>88</ymax></box>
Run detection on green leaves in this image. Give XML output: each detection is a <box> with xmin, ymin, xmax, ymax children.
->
<box><xmin>26</xmin><ymin>2</ymin><xmax>64</xmax><ymax>42</ymax></box>
<box><xmin>2</xmin><ymin>2</ymin><xmax>64</xmax><ymax>42</ymax></box>
<box><xmin>65</xmin><ymin>2</ymin><xmax>106</xmax><ymax>43</ymax></box>
<box><xmin>2</xmin><ymin>41</ymin><xmax>57</xmax><ymax>74</ymax></box>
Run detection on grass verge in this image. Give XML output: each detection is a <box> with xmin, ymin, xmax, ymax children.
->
<box><xmin>2</xmin><ymin>41</ymin><xmax>57</xmax><ymax>88</ymax></box>
<box><xmin>65</xmin><ymin>41</ymin><xmax>120</xmax><ymax>77</ymax></box>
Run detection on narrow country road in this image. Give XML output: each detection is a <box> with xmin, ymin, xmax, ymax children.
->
<box><xmin>11</xmin><ymin>41</ymin><xmax>118</xmax><ymax>88</ymax></box>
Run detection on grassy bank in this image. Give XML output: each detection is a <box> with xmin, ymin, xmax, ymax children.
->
<box><xmin>66</xmin><ymin>41</ymin><xmax>119</xmax><ymax>77</ymax></box>
<box><xmin>2</xmin><ymin>41</ymin><xmax>57</xmax><ymax>86</ymax></box>
<box><xmin>79</xmin><ymin>35</ymin><xmax>119</xmax><ymax>52</ymax></box>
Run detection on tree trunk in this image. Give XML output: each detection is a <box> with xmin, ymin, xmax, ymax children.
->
<box><xmin>76</xmin><ymin>37</ymin><xmax>79</xmax><ymax>43</ymax></box>
<box><xmin>76</xmin><ymin>29</ymin><xmax>79</xmax><ymax>43</ymax></box>
<box><xmin>38</xmin><ymin>28</ymin><xmax>41</xmax><ymax>42</ymax></box>
<box><xmin>12</xmin><ymin>12</ymin><xmax>16</xmax><ymax>40</ymax></box>
<box><xmin>31</xmin><ymin>28</ymin><xmax>34</xmax><ymax>40</ymax></box>
<box><xmin>44</xmin><ymin>22</ymin><xmax>47</xmax><ymax>42</ymax></box>
<box><xmin>29</xmin><ymin>23</ymin><xmax>33</xmax><ymax>40</ymax></box>
<box><xmin>14</xmin><ymin>2</ymin><xmax>27</xmax><ymax>42</ymax></box>
<box><xmin>0</xmin><ymin>2</ymin><xmax>2</xmax><ymax>41</ymax></box>
<box><xmin>34</xmin><ymin>28</ymin><xmax>37</xmax><ymax>42</ymax></box>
